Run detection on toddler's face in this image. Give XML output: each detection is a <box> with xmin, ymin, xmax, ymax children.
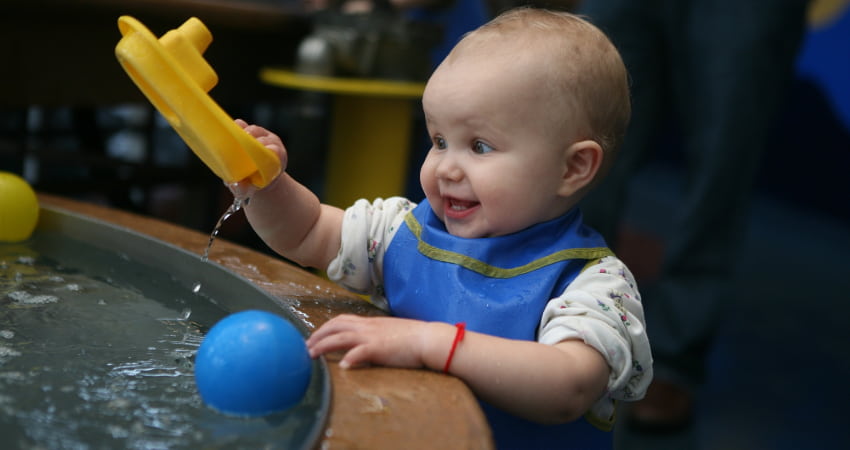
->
<box><xmin>420</xmin><ymin>49</ymin><xmax>578</xmax><ymax>238</ymax></box>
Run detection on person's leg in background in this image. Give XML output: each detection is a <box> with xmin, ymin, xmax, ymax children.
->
<box><xmin>582</xmin><ymin>0</ymin><xmax>810</xmax><ymax>430</ymax></box>
<box><xmin>639</xmin><ymin>0</ymin><xmax>810</xmax><ymax>426</ymax></box>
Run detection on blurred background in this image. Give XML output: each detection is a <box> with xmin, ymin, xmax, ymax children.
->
<box><xmin>1</xmin><ymin>0</ymin><xmax>848</xmax><ymax>448</ymax></box>
<box><xmin>0</xmin><ymin>0</ymin><xmax>311</xmax><ymax>249</ymax></box>
<box><xmin>610</xmin><ymin>2</ymin><xmax>850</xmax><ymax>448</ymax></box>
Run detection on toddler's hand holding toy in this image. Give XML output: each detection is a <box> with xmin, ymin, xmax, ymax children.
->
<box><xmin>235</xmin><ymin>119</ymin><xmax>288</xmax><ymax>172</ymax></box>
<box><xmin>228</xmin><ymin>119</ymin><xmax>288</xmax><ymax>198</ymax></box>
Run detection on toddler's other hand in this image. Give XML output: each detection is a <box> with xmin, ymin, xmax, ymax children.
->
<box><xmin>306</xmin><ymin>314</ymin><xmax>436</xmax><ymax>370</ymax></box>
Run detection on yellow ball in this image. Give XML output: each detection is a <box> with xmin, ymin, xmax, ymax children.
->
<box><xmin>0</xmin><ymin>171</ymin><xmax>39</xmax><ymax>242</ymax></box>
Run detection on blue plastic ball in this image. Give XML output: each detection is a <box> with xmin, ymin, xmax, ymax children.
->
<box><xmin>195</xmin><ymin>310</ymin><xmax>312</xmax><ymax>416</ymax></box>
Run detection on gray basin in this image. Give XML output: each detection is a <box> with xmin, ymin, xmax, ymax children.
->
<box><xmin>0</xmin><ymin>205</ymin><xmax>330</xmax><ymax>449</ymax></box>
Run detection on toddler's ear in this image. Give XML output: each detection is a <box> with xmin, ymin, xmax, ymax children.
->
<box><xmin>557</xmin><ymin>140</ymin><xmax>603</xmax><ymax>197</ymax></box>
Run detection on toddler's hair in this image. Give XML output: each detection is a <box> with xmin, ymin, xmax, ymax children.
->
<box><xmin>452</xmin><ymin>7</ymin><xmax>631</xmax><ymax>177</ymax></box>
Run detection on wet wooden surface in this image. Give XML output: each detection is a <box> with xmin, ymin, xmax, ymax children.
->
<box><xmin>37</xmin><ymin>193</ymin><xmax>493</xmax><ymax>450</ymax></box>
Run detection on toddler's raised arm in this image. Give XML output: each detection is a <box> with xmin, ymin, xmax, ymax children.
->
<box><xmin>235</xmin><ymin>119</ymin><xmax>344</xmax><ymax>270</ymax></box>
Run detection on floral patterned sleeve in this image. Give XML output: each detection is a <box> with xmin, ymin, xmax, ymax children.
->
<box><xmin>326</xmin><ymin>197</ymin><xmax>416</xmax><ymax>311</ymax></box>
<box><xmin>538</xmin><ymin>256</ymin><xmax>653</xmax><ymax>425</ymax></box>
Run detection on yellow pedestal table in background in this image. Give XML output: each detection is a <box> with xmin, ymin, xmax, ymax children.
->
<box><xmin>260</xmin><ymin>68</ymin><xmax>425</xmax><ymax>207</ymax></box>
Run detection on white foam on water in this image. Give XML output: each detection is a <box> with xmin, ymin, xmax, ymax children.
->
<box><xmin>0</xmin><ymin>345</ymin><xmax>22</xmax><ymax>361</ymax></box>
<box><xmin>16</xmin><ymin>256</ymin><xmax>35</xmax><ymax>265</ymax></box>
<box><xmin>7</xmin><ymin>291</ymin><xmax>59</xmax><ymax>305</ymax></box>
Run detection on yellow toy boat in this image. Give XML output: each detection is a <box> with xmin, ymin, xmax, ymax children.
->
<box><xmin>115</xmin><ymin>16</ymin><xmax>280</xmax><ymax>188</ymax></box>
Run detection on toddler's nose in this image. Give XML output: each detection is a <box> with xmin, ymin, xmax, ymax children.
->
<box><xmin>435</xmin><ymin>151</ymin><xmax>464</xmax><ymax>181</ymax></box>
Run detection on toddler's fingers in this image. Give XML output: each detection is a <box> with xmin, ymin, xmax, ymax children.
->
<box><xmin>307</xmin><ymin>314</ymin><xmax>363</xmax><ymax>341</ymax></box>
<box><xmin>234</xmin><ymin>120</ymin><xmax>270</xmax><ymax>140</ymax></box>
<box><xmin>338</xmin><ymin>345</ymin><xmax>373</xmax><ymax>370</ymax></box>
<box><xmin>307</xmin><ymin>329</ymin><xmax>362</xmax><ymax>358</ymax></box>
<box><xmin>305</xmin><ymin>316</ymin><xmax>344</xmax><ymax>346</ymax></box>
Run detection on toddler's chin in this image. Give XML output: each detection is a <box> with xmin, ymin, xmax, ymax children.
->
<box><xmin>444</xmin><ymin>221</ymin><xmax>486</xmax><ymax>239</ymax></box>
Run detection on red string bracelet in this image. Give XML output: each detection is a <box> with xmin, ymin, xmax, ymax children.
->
<box><xmin>442</xmin><ymin>322</ymin><xmax>466</xmax><ymax>373</ymax></box>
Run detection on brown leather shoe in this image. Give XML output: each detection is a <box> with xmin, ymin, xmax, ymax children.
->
<box><xmin>627</xmin><ymin>379</ymin><xmax>694</xmax><ymax>433</ymax></box>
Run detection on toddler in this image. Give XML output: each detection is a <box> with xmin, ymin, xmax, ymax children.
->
<box><xmin>236</xmin><ymin>7</ymin><xmax>652</xmax><ymax>449</ymax></box>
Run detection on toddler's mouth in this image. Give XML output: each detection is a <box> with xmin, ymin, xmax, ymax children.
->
<box><xmin>444</xmin><ymin>197</ymin><xmax>480</xmax><ymax>218</ymax></box>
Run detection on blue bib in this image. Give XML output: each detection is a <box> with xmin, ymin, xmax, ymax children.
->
<box><xmin>384</xmin><ymin>201</ymin><xmax>611</xmax><ymax>337</ymax></box>
<box><xmin>383</xmin><ymin>201</ymin><xmax>615</xmax><ymax>449</ymax></box>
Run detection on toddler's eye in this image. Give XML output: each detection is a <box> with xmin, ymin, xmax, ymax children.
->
<box><xmin>434</xmin><ymin>136</ymin><xmax>447</xmax><ymax>149</ymax></box>
<box><xmin>472</xmin><ymin>140</ymin><xmax>494</xmax><ymax>154</ymax></box>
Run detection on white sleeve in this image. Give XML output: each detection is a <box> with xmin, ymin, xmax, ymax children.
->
<box><xmin>538</xmin><ymin>256</ymin><xmax>653</xmax><ymax>423</ymax></box>
<box><xmin>326</xmin><ymin>197</ymin><xmax>416</xmax><ymax>311</ymax></box>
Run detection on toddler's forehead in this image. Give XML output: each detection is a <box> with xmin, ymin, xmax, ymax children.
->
<box><xmin>443</xmin><ymin>41</ymin><xmax>571</xmax><ymax>98</ymax></box>
<box><xmin>425</xmin><ymin>59</ymin><xmax>578</xmax><ymax>139</ymax></box>
<box><xmin>452</xmin><ymin>31</ymin><xmax>535</xmax><ymax>59</ymax></box>
<box><xmin>427</xmin><ymin>53</ymin><xmax>538</xmax><ymax>104</ymax></box>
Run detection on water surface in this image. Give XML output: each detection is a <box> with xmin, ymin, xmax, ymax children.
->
<box><xmin>0</xmin><ymin>230</ymin><xmax>326</xmax><ymax>449</ymax></box>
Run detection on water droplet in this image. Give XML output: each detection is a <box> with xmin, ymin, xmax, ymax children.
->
<box><xmin>201</xmin><ymin>187</ymin><xmax>254</xmax><ymax>262</ymax></box>
<box><xmin>191</xmin><ymin>282</ymin><xmax>201</xmax><ymax>294</ymax></box>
